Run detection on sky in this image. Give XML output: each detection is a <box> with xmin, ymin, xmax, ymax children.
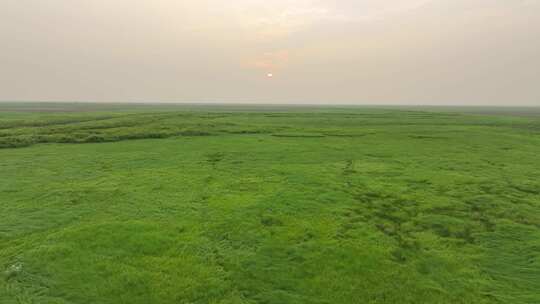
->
<box><xmin>1</xmin><ymin>0</ymin><xmax>539</xmax><ymax>105</ymax></box>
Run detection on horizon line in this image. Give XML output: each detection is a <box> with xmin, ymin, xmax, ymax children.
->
<box><xmin>1</xmin><ymin>100</ymin><xmax>539</xmax><ymax>108</ymax></box>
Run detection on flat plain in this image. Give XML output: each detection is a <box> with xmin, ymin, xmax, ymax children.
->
<box><xmin>1</xmin><ymin>103</ymin><xmax>539</xmax><ymax>303</ymax></box>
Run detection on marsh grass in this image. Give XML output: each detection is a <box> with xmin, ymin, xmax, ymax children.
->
<box><xmin>0</xmin><ymin>104</ymin><xmax>539</xmax><ymax>303</ymax></box>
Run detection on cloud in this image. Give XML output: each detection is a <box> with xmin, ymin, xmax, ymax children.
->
<box><xmin>244</xmin><ymin>50</ymin><xmax>291</xmax><ymax>71</ymax></box>
<box><xmin>313</xmin><ymin>0</ymin><xmax>434</xmax><ymax>21</ymax></box>
<box><xmin>175</xmin><ymin>0</ymin><xmax>347</xmax><ymax>41</ymax></box>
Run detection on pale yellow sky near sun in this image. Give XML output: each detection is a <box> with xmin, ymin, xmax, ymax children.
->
<box><xmin>0</xmin><ymin>0</ymin><xmax>539</xmax><ymax>105</ymax></box>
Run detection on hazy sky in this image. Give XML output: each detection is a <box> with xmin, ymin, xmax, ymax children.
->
<box><xmin>1</xmin><ymin>0</ymin><xmax>539</xmax><ymax>105</ymax></box>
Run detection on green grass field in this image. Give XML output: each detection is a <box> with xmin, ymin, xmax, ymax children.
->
<box><xmin>1</xmin><ymin>103</ymin><xmax>539</xmax><ymax>303</ymax></box>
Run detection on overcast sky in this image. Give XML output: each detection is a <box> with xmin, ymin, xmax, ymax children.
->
<box><xmin>1</xmin><ymin>0</ymin><xmax>539</xmax><ymax>105</ymax></box>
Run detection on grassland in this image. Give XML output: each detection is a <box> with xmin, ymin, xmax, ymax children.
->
<box><xmin>1</xmin><ymin>102</ymin><xmax>539</xmax><ymax>303</ymax></box>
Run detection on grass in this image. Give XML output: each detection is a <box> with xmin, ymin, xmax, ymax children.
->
<box><xmin>1</xmin><ymin>103</ymin><xmax>539</xmax><ymax>303</ymax></box>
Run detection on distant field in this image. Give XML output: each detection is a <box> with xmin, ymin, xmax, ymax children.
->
<box><xmin>390</xmin><ymin>106</ymin><xmax>540</xmax><ymax>117</ymax></box>
<box><xmin>1</xmin><ymin>103</ymin><xmax>539</xmax><ymax>303</ymax></box>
